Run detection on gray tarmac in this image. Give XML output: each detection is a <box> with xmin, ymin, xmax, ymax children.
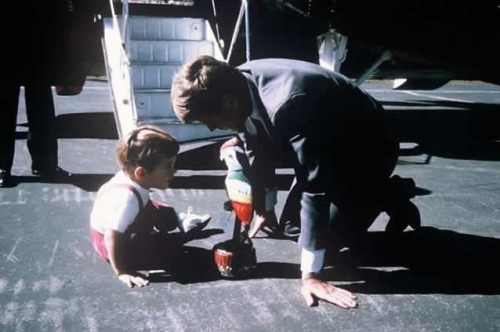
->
<box><xmin>0</xmin><ymin>79</ymin><xmax>499</xmax><ymax>331</ymax></box>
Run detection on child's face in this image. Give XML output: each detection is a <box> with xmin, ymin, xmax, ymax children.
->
<box><xmin>141</xmin><ymin>155</ymin><xmax>177</xmax><ymax>190</ymax></box>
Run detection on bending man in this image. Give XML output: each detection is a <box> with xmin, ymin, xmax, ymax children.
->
<box><xmin>171</xmin><ymin>55</ymin><xmax>419</xmax><ymax>308</ymax></box>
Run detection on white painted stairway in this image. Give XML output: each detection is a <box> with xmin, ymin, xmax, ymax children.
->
<box><xmin>102</xmin><ymin>13</ymin><xmax>230</xmax><ymax>141</ymax></box>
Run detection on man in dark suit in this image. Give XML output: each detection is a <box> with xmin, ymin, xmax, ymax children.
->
<box><xmin>0</xmin><ymin>81</ymin><xmax>67</xmax><ymax>187</ymax></box>
<box><xmin>0</xmin><ymin>1</ymin><xmax>71</xmax><ymax>187</ymax></box>
<box><xmin>171</xmin><ymin>55</ymin><xmax>420</xmax><ymax>308</ymax></box>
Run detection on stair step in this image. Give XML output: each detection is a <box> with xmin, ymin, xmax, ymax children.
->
<box><xmin>127</xmin><ymin>16</ymin><xmax>206</xmax><ymax>41</ymax></box>
<box><xmin>129</xmin><ymin>40</ymin><xmax>214</xmax><ymax>63</ymax></box>
<box><xmin>131</xmin><ymin>64</ymin><xmax>179</xmax><ymax>89</ymax></box>
<box><xmin>133</xmin><ymin>90</ymin><xmax>175</xmax><ymax>119</ymax></box>
<box><xmin>106</xmin><ymin>14</ymin><xmax>228</xmax><ymax>141</ymax></box>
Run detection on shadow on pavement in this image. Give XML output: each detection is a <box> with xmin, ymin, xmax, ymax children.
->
<box><xmin>158</xmin><ymin>225</ymin><xmax>500</xmax><ymax>295</ymax></box>
<box><xmin>161</xmin><ymin>248</ymin><xmax>303</xmax><ymax>284</ymax></box>
<box><xmin>11</xmin><ymin>100</ymin><xmax>500</xmax><ymax>173</ymax></box>
<box><xmin>11</xmin><ymin>173</ymin><xmax>114</xmax><ymax>192</ymax></box>
<box><xmin>141</xmin><ymin>229</ymin><xmax>226</xmax><ymax>285</ymax></box>
<box><xmin>56</xmin><ymin>112</ymin><xmax>119</xmax><ymax>139</ymax></box>
<box><xmin>169</xmin><ymin>174</ymin><xmax>295</xmax><ymax>191</ymax></box>
<box><xmin>176</xmin><ymin>140</ymin><xmax>228</xmax><ymax>170</ymax></box>
<box><xmin>323</xmin><ymin>226</ymin><xmax>500</xmax><ymax>295</ymax></box>
<box><xmin>15</xmin><ymin>112</ymin><xmax>119</xmax><ymax>140</ymax></box>
<box><xmin>252</xmin><ymin>262</ymin><xmax>301</xmax><ymax>279</ymax></box>
<box><xmin>383</xmin><ymin>100</ymin><xmax>500</xmax><ymax>162</ymax></box>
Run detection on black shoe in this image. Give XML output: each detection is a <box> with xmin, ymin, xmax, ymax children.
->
<box><xmin>0</xmin><ymin>170</ymin><xmax>15</xmax><ymax>188</ymax></box>
<box><xmin>31</xmin><ymin>166</ymin><xmax>72</xmax><ymax>179</ymax></box>
<box><xmin>385</xmin><ymin>201</ymin><xmax>421</xmax><ymax>233</ymax></box>
<box><xmin>282</xmin><ymin>221</ymin><xmax>300</xmax><ymax>238</ymax></box>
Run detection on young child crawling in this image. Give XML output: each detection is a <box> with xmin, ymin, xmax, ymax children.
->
<box><xmin>90</xmin><ymin>125</ymin><xmax>210</xmax><ymax>287</ymax></box>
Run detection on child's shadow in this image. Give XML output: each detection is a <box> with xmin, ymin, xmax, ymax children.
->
<box><xmin>139</xmin><ymin>229</ymin><xmax>224</xmax><ymax>285</ymax></box>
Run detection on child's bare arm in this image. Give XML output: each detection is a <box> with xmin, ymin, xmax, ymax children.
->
<box><xmin>104</xmin><ymin>229</ymin><xmax>149</xmax><ymax>287</ymax></box>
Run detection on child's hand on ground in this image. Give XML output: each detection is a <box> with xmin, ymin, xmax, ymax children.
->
<box><xmin>118</xmin><ymin>273</ymin><xmax>149</xmax><ymax>288</ymax></box>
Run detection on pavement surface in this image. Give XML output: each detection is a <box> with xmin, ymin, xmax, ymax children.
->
<box><xmin>1</xmin><ymin>79</ymin><xmax>499</xmax><ymax>332</ymax></box>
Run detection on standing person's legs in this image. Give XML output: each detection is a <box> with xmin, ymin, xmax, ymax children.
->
<box><xmin>0</xmin><ymin>84</ymin><xmax>21</xmax><ymax>186</ymax></box>
<box><xmin>24</xmin><ymin>82</ymin><xmax>58</xmax><ymax>173</ymax></box>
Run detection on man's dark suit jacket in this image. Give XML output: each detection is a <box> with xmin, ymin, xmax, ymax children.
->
<box><xmin>237</xmin><ymin>58</ymin><xmax>398</xmax><ymax>251</ymax></box>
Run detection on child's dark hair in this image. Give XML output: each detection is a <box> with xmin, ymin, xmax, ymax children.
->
<box><xmin>116</xmin><ymin>125</ymin><xmax>179</xmax><ymax>175</ymax></box>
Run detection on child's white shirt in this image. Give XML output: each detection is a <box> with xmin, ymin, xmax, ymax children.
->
<box><xmin>90</xmin><ymin>171</ymin><xmax>150</xmax><ymax>234</ymax></box>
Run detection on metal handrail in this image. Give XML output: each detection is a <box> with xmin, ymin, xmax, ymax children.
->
<box><xmin>225</xmin><ymin>0</ymin><xmax>251</xmax><ymax>63</ymax></box>
<box><xmin>244</xmin><ymin>0</ymin><xmax>250</xmax><ymax>62</ymax></box>
<box><xmin>122</xmin><ymin>0</ymin><xmax>130</xmax><ymax>54</ymax></box>
<box><xmin>107</xmin><ymin>0</ymin><xmax>129</xmax><ymax>49</ymax></box>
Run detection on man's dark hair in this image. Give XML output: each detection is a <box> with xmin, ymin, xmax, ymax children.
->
<box><xmin>171</xmin><ymin>55</ymin><xmax>246</xmax><ymax>123</ymax></box>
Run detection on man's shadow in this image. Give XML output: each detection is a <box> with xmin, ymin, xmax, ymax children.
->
<box><xmin>318</xmin><ymin>226</ymin><xmax>500</xmax><ymax>295</ymax></box>
<box><xmin>9</xmin><ymin>173</ymin><xmax>114</xmax><ymax>192</ymax></box>
<box><xmin>128</xmin><ymin>224</ymin><xmax>500</xmax><ymax>295</ymax></box>
<box><xmin>242</xmin><ymin>226</ymin><xmax>500</xmax><ymax>296</ymax></box>
<box><xmin>382</xmin><ymin>99</ymin><xmax>500</xmax><ymax>163</ymax></box>
<box><xmin>143</xmin><ymin>233</ymin><xmax>303</xmax><ymax>284</ymax></box>
<box><xmin>130</xmin><ymin>229</ymin><xmax>225</xmax><ymax>285</ymax></box>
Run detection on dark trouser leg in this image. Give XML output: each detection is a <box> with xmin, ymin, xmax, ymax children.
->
<box><xmin>328</xmin><ymin>202</ymin><xmax>380</xmax><ymax>251</ymax></box>
<box><xmin>279</xmin><ymin>177</ymin><xmax>301</xmax><ymax>234</ymax></box>
<box><xmin>127</xmin><ymin>201</ymin><xmax>179</xmax><ymax>234</ymax></box>
<box><xmin>0</xmin><ymin>84</ymin><xmax>21</xmax><ymax>173</ymax></box>
<box><xmin>298</xmin><ymin>192</ymin><xmax>331</xmax><ymax>251</ymax></box>
<box><xmin>298</xmin><ymin>190</ymin><xmax>381</xmax><ymax>253</ymax></box>
<box><xmin>25</xmin><ymin>83</ymin><xmax>58</xmax><ymax>170</ymax></box>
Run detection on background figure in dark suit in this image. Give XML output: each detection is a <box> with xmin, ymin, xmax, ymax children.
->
<box><xmin>171</xmin><ymin>55</ymin><xmax>420</xmax><ymax>309</ymax></box>
<box><xmin>0</xmin><ymin>81</ymin><xmax>64</xmax><ymax>187</ymax></box>
<box><xmin>0</xmin><ymin>1</ymin><xmax>76</xmax><ymax>187</ymax></box>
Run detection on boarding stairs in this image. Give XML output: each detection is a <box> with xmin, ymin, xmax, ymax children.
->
<box><xmin>102</xmin><ymin>0</ymin><xmax>230</xmax><ymax>142</ymax></box>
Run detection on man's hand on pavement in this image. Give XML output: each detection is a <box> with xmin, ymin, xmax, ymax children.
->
<box><xmin>301</xmin><ymin>273</ymin><xmax>357</xmax><ymax>308</ymax></box>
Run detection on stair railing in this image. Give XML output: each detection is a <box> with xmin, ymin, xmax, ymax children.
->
<box><xmin>225</xmin><ymin>0</ymin><xmax>251</xmax><ymax>63</ymax></box>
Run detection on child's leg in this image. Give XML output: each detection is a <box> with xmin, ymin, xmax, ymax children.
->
<box><xmin>124</xmin><ymin>231</ymin><xmax>184</xmax><ymax>271</ymax></box>
<box><xmin>147</xmin><ymin>200</ymin><xmax>179</xmax><ymax>233</ymax></box>
<box><xmin>127</xmin><ymin>200</ymin><xmax>179</xmax><ymax>234</ymax></box>
<box><xmin>123</xmin><ymin>201</ymin><xmax>181</xmax><ymax>270</ymax></box>
<box><xmin>90</xmin><ymin>228</ymin><xmax>154</xmax><ymax>269</ymax></box>
<box><xmin>90</xmin><ymin>226</ymin><xmax>178</xmax><ymax>271</ymax></box>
